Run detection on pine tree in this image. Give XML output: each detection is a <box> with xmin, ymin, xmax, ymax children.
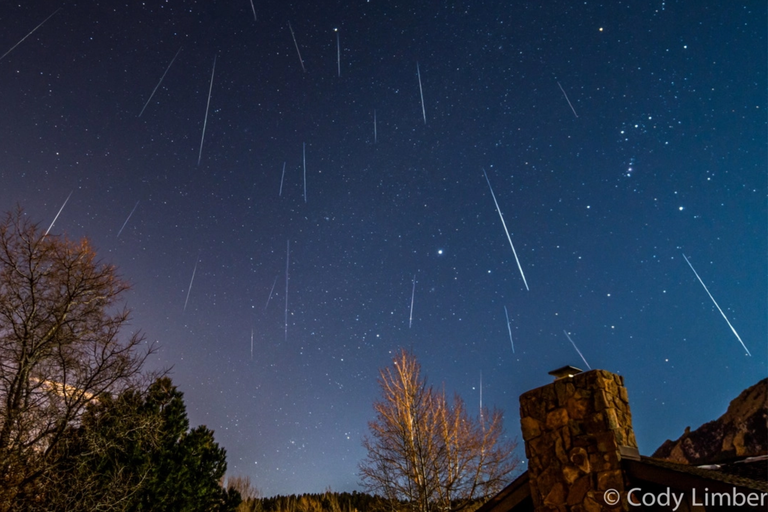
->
<box><xmin>128</xmin><ymin>377</ymin><xmax>241</xmax><ymax>511</ymax></box>
<box><xmin>43</xmin><ymin>377</ymin><xmax>240</xmax><ymax>512</ymax></box>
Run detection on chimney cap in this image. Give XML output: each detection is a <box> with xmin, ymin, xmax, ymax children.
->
<box><xmin>548</xmin><ymin>365</ymin><xmax>583</xmax><ymax>380</ymax></box>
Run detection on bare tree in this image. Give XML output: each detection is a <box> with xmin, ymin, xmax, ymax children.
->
<box><xmin>360</xmin><ymin>350</ymin><xmax>519</xmax><ymax>512</ymax></box>
<box><xmin>360</xmin><ymin>349</ymin><xmax>439</xmax><ymax>512</ymax></box>
<box><xmin>0</xmin><ymin>209</ymin><xmax>152</xmax><ymax>507</ymax></box>
<box><xmin>433</xmin><ymin>394</ymin><xmax>518</xmax><ymax>510</ymax></box>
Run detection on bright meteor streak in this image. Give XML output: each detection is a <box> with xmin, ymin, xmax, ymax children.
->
<box><xmin>683</xmin><ymin>254</ymin><xmax>751</xmax><ymax>356</ymax></box>
<box><xmin>482</xmin><ymin>168</ymin><xmax>529</xmax><ymax>290</ymax></box>
<box><xmin>44</xmin><ymin>191</ymin><xmax>72</xmax><ymax>236</ymax></box>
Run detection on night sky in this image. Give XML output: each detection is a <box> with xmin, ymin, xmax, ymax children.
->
<box><xmin>1</xmin><ymin>0</ymin><xmax>765</xmax><ymax>496</ymax></box>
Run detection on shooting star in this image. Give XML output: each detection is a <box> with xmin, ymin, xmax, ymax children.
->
<box><xmin>44</xmin><ymin>191</ymin><xmax>72</xmax><ymax>236</ymax></box>
<box><xmin>373</xmin><ymin>109</ymin><xmax>378</xmax><ymax>144</ymax></box>
<box><xmin>409</xmin><ymin>274</ymin><xmax>416</xmax><ymax>328</ymax></box>
<box><xmin>288</xmin><ymin>22</ymin><xmax>306</xmax><ymax>73</ymax></box>
<box><xmin>139</xmin><ymin>47</ymin><xmax>182</xmax><ymax>117</ymax></box>
<box><xmin>682</xmin><ymin>254</ymin><xmax>751</xmax><ymax>356</ymax></box>
<box><xmin>278</xmin><ymin>161</ymin><xmax>287</xmax><ymax>196</ymax></box>
<box><xmin>416</xmin><ymin>62</ymin><xmax>426</xmax><ymax>124</ymax></box>
<box><xmin>557</xmin><ymin>81</ymin><xmax>578</xmax><ymax>118</ymax></box>
<box><xmin>482</xmin><ymin>168</ymin><xmax>529</xmax><ymax>290</ymax></box>
<box><xmin>117</xmin><ymin>200</ymin><xmax>140</xmax><ymax>238</ymax></box>
<box><xmin>248</xmin><ymin>0</ymin><xmax>257</xmax><ymax>21</ymax></box>
<box><xmin>284</xmin><ymin>240</ymin><xmax>290</xmax><ymax>341</ymax></box>
<box><xmin>0</xmin><ymin>8</ymin><xmax>60</xmax><ymax>62</ymax></box>
<box><xmin>183</xmin><ymin>255</ymin><xmax>199</xmax><ymax>313</ymax></box>
<box><xmin>503</xmin><ymin>305</ymin><xmax>515</xmax><ymax>353</ymax></box>
<box><xmin>334</xmin><ymin>28</ymin><xmax>341</xmax><ymax>77</ymax></box>
<box><xmin>250</xmin><ymin>329</ymin><xmax>254</xmax><ymax>360</ymax></box>
<box><xmin>563</xmin><ymin>330</ymin><xmax>591</xmax><ymax>370</ymax></box>
<box><xmin>302</xmin><ymin>143</ymin><xmax>307</xmax><ymax>203</ymax></box>
<box><xmin>264</xmin><ymin>275</ymin><xmax>278</xmax><ymax>311</ymax></box>
<box><xmin>279</xmin><ymin>162</ymin><xmax>286</xmax><ymax>196</ymax></box>
<box><xmin>479</xmin><ymin>371</ymin><xmax>483</xmax><ymax>411</ymax></box>
<box><xmin>198</xmin><ymin>55</ymin><xmax>217</xmax><ymax>166</ymax></box>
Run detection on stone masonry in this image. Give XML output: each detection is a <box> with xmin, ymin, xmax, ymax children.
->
<box><xmin>519</xmin><ymin>369</ymin><xmax>637</xmax><ymax>512</ymax></box>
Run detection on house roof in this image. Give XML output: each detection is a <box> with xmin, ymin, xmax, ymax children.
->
<box><xmin>475</xmin><ymin>471</ymin><xmax>532</xmax><ymax>512</ymax></box>
<box><xmin>624</xmin><ymin>455</ymin><xmax>768</xmax><ymax>494</ymax></box>
<box><xmin>479</xmin><ymin>456</ymin><xmax>767</xmax><ymax>512</ymax></box>
<box><xmin>696</xmin><ymin>455</ymin><xmax>768</xmax><ymax>483</ymax></box>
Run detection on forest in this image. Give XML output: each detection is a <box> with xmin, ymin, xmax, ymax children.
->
<box><xmin>237</xmin><ymin>490</ymin><xmax>484</xmax><ymax>512</ymax></box>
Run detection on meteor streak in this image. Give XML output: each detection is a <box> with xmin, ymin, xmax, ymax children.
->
<box><xmin>482</xmin><ymin>168</ymin><xmax>529</xmax><ymax>290</ymax></box>
<box><xmin>416</xmin><ymin>62</ymin><xmax>426</xmax><ymax>124</ymax></box>
<box><xmin>334</xmin><ymin>28</ymin><xmax>341</xmax><ymax>77</ymax></box>
<box><xmin>284</xmin><ymin>240</ymin><xmax>290</xmax><ymax>341</ymax></box>
<box><xmin>198</xmin><ymin>55</ymin><xmax>217</xmax><ymax>166</ymax></box>
<box><xmin>288</xmin><ymin>22</ymin><xmax>306</xmax><ymax>73</ymax></box>
<box><xmin>139</xmin><ymin>47</ymin><xmax>182</xmax><ymax>117</ymax></box>
<box><xmin>557</xmin><ymin>81</ymin><xmax>579</xmax><ymax>118</ymax></box>
<box><xmin>479</xmin><ymin>371</ymin><xmax>483</xmax><ymax>413</ymax></box>
<box><xmin>503</xmin><ymin>305</ymin><xmax>514</xmax><ymax>353</ymax></box>
<box><xmin>682</xmin><ymin>254</ymin><xmax>751</xmax><ymax>356</ymax></box>
<box><xmin>409</xmin><ymin>274</ymin><xmax>416</xmax><ymax>328</ymax></box>
<box><xmin>265</xmin><ymin>275</ymin><xmax>278</xmax><ymax>311</ymax></box>
<box><xmin>117</xmin><ymin>200</ymin><xmax>139</xmax><ymax>237</ymax></box>
<box><xmin>44</xmin><ymin>191</ymin><xmax>72</xmax><ymax>236</ymax></box>
<box><xmin>563</xmin><ymin>330</ymin><xmax>591</xmax><ymax>370</ymax></box>
<box><xmin>184</xmin><ymin>255</ymin><xmax>199</xmax><ymax>313</ymax></box>
<box><xmin>0</xmin><ymin>8</ymin><xmax>60</xmax><ymax>62</ymax></box>
<box><xmin>303</xmin><ymin>143</ymin><xmax>307</xmax><ymax>203</ymax></box>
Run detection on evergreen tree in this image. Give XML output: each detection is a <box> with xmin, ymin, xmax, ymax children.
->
<box><xmin>127</xmin><ymin>377</ymin><xmax>238</xmax><ymax>511</ymax></box>
<box><xmin>43</xmin><ymin>377</ymin><xmax>240</xmax><ymax>512</ymax></box>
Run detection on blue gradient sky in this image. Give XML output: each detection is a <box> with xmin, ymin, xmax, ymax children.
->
<box><xmin>0</xmin><ymin>0</ymin><xmax>765</xmax><ymax>496</ymax></box>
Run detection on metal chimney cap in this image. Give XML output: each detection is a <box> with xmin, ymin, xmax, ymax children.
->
<box><xmin>548</xmin><ymin>365</ymin><xmax>583</xmax><ymax>380</ymax></box>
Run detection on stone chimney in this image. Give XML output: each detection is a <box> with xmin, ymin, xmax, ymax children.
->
<box><xmin>519</xmin><ymin>368</ymin><xmax>638</xmax><ymax>511</ymax></box>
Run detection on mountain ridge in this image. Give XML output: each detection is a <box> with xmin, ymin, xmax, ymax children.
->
<box><xmin>652</xmin><ymin>378</ymin><xmax>767</xmax><ymax>465</ymax></box>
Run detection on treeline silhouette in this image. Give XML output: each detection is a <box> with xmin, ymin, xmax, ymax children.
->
<box><xmin>252</xmin><ymin>491</ymin><xmax>394</xmax><ymax>512</ymax></box>
<box><xmin>236</xmin><ymin>491</ymin><xmax>483</xmax><ymax>512</ymax></box>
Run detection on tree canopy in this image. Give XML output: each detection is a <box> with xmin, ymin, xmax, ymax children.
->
<box><xmin>359</xmin><ymin>350</ymin><xmax>519</xmax><ymax>512</ymax></box>
<box><xmin>43</xmin><ymin>377</ymin><xmax>240</xmax><ymax>512</ymax></box>
<box><xmin>0</xmin><ymin>210</ymin><xmax>237</xmax><ymax>511</ymax></box>
<box><xmin>0</xmin><ymin>209</ymin><xmax>151</xmax><ymax>506</ymax></box>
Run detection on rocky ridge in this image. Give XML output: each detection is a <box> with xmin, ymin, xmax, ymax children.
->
<box><xmin>653</xmin><ymin>378</ymin><xmax>767</xmax><ymax>464</ymax></box>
